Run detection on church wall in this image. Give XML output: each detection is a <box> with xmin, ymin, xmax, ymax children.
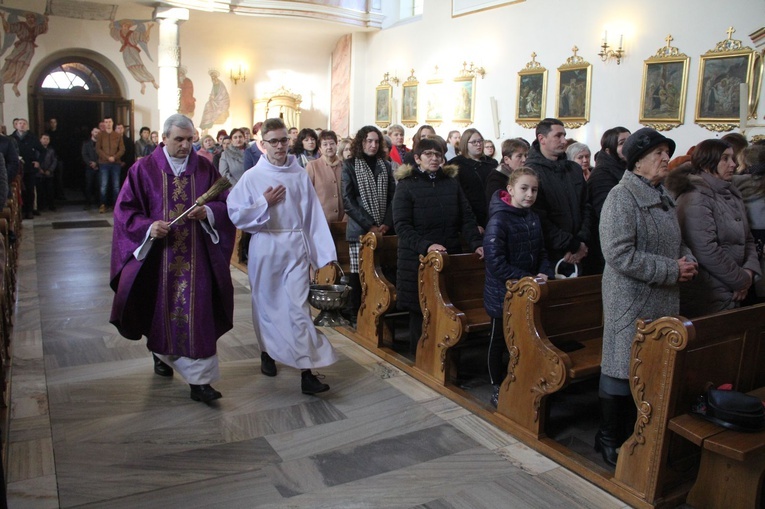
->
<box><xmin>353</xmin><ymin>0</ymin><xmax>765</xmax><ymax>154</ymax></box>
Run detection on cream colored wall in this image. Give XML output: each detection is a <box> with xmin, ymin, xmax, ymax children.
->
<box><xmin>353</xmin><ymin>0</ymin><xmax>765</xmax><ymax>154</ymax></box>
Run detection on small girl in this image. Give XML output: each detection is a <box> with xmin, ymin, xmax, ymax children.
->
<box><xmin>483</xmin><ymin>167</ymin><xmax>554</xmax><ymax>407</ymax></box>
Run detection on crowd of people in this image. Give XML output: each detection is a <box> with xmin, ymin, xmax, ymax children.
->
<box><xmin>5</xmin><ymin>111</ymin><xmax>762</xmax><ymax>472</ymax></box>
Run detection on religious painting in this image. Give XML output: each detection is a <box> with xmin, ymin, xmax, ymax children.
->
<box><xmin>516</xmin><ymin>54</ymin><xmax>547</xmax><ymax>128</ymax></box>
<box><xmin>695</xmin><ymin>51</ymin><xmax>759</xmax><ymax>128</ymax></box>
<box><xmin>401</xmin><ymin>70</ymin><xmax>418</xmax><ymax>128</ymax></box>
<box><xmin>109</xmin><ymin>19</ymin><xmax>158</xmax><ymax>95</ymax></box>
<box><xmin>451</xmin><ymin>0</ymin><xmax>525</xmax><ymax>17</ymax></box>
<box><xmin>555</xmin><ymin>48</ymin><xmax>591</xmax><ymax>128</ymax></box>
<box><xmin>453</xmin><ymin>75</ymin><xmax>475</xmax><ymax>125</ymax></box>
<box><xmin>199</xmin><ymin>69</ymin><xmax>230</xmax><ymax>131</ymax></box>
<box><xmin>639</xmin><ymin>55</ymin><xmax>689</xmax><ymax>130</ymax></box>
<box><xmin>375</xmin><ymin>83</ymin><xmax>392</xmax><ymax>128</ymax></box>
<box><xmin>177</xmin><ymin>66</ymin><xmax>196</xmax><ymax>118</ymax></box>
<box><xmin>0</xmin><ymin>9</ymin><xmax>49</xmax><ymax>97</ymax></box>
<box><xmin>425</xmin><ymin>78</ymin><xmax>444</xmax><ymax>126</ymax></box>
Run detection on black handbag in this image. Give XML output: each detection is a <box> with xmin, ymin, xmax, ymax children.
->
<box><xmin>692</xmin><ymin>388</ymin><xmax>765</xmax><ymax>432</ymax></box>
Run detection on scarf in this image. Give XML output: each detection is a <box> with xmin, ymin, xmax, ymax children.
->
<box><xmin>354</xmin><ymin>156</ymin><xmax>388</xmax><ymax>226</ymax></box>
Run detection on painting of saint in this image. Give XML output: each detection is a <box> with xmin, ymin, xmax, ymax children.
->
<box><xmin>199</xmin><ymin>70</ymin><xmax>230</xmax><ymax>131</ymax></box>
<box><xmin>557</xmin><ymin>69</ymin><xmax>588</xmax><ymax>119</ymax></box>
<box><xmin>0</xmin><ymin>11</ymin><xmax>49</xmax><ymax>97</ymax></box>
<box><xmin>110</xmin><ymin>19</ymin><xmax>158</xmax><ymax>95</ymax></box>
<box><xmin>402</xmin><ymin>85</ymin><xmax>417</xmax><ymax>122</ymax></box>
<box><xmin>641</xmin><ymin>61</ymin><xmax>685</xmax><ymax>119</ymax></box>
<box><xmin>698</xmin><ymin>55</ymin><xmax>748</xmax><ymax>119</ymax></box>
<box><xmin>375</xmin><ymin>87</ymin><xmax>391</xmax><ymax>123</ymax></box>
<box><xmin>517</xmin><ymin>73</ymin><xmax>544</xmax><ymax>119</ymax></box>
<box><xmin>453</xmin><ymin>79</ymin><xmax>473</xmax><ymax>122</ymax></box>
<box><xmin>178</xmin><ymin>66</ymin><xmax>196</xmax><ymax>118</ymax></box>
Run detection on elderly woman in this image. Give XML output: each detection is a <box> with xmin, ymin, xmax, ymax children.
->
<box><xmin>566</xmin><ymin>142</ymin><xmax>592</xmax><ymax>180</ymax></box>
<box><xmin>341</xmin><ymin>125</ymin><xmax>396</xmax><ymax>325</ymax></box>
<box><xmin>218</xmin><ymin>128</ymin><xmax>247</xmax><ymax>184</ymax></box>
<box><xmin>666</xmin><ymin>139</ymin><xmax>760</xmax><ymax>317</ymax></box>
<box><xmin>197</xmin><ymin>135</ymin><xmax>217</xmax><ymax>163</ymax></box>
<box><xmin>393</xmin><ymin>138</ymin><xmax>483</xmax><ymax>355</ymax></box>
<box><xmin>597</xmin><ymin>128</ymin><xmax>698</xmax><ymax>466</ymax></box>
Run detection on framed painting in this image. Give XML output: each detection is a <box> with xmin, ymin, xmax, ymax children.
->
<box><xmin>401</xmin><ymin>70</ymin><xmax>418</xmax><ymax>128</ymax></box>
<box><xmin>375</xmin><ymin>83</ymin><xmax>392</xmax><ymax>129</ymax></box>
<box><xmin>555</xmin><ymin>47</ymin><xmax>591</xmax><ymax>128</ymax></box>
<box><xmin>453</xmin><ymin>75</ymin><xmax>475</xmax><ymax>125</ymax></box>
<box><xmin>639</xmin><ymin>37</ymin><xmax>690</xmax><ymax>130</ymax></box>
<box><xmin>516</xmin><ymin>53</ymin><xmax>547</xmax><ymax>128</ymax></box>
<box><xmin>425</xmin><ymin>78</ymin><xmax>444</xmax><ymax>126</ymax></box>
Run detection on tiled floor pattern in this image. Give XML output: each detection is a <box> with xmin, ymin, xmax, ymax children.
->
<box><xmin>4</xmin><ymin>206</ymin><xmax>629</xmax><ymax>508</ymax></box>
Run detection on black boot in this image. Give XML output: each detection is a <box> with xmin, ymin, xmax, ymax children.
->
<box><xmin>189</xmin><ymin>384</ymin><xmax>222</xmax><ymax>402</ymax></box>
<box><xmin>621</xmin><ymin>395</ymin><xmax>638</xmax><ymax>441</ymax></box>
<box><xmin>342</xmin><ymin>273</ymin><xmax>361</xmax><ymax>327</ymax></box>
<box><xmin>594</xmin><ymin>395</ymin><xmax>622</xmax><ymax>467</ymax></box>
<box><xmin>301</xmin><ymin>370</ymin><xmax>329</xmax><ymax>395</ymax></box>
<box><xmin>260</xmin><ymin>351</ymin><xmax>277</xmax><ymax>377</ymax></box>
<box><xmin>153</xmin><ymin>354</ymin><xmax>173</xmax><ymax>377</ymax></box>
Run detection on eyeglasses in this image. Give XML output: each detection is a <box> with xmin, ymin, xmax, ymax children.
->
<box><xmin>420</xmin><ymin>151</ymin><xmax>444</xmax><ymax>159</ymax></box>
<box><xmin>263</xmin><ymin>137</ymin><xmax>290</xmax><ymax>147</ymax></box>
<box><xmin>468</xmin><ymin>139</ymin><xmax>484</xmax><ymax>145</ymax></box>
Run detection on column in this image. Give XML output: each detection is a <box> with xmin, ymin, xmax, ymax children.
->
<box><xmin>153</xmin><ymin>7</ymin><xmax>189</xmax><ymax>126</ymax></box>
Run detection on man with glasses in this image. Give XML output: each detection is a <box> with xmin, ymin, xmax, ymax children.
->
<box><xmin>305</xmin><ymin>130</ymin><xmax>344</xmax><ymax>223</ymax></box>
<box><xmin>526</xmin><ymin>117</ymin><xmax>591</xmax><ymax>268</ymax></box>
<box><xmin>227</xmin><ymin>117</ymin><xmax>338</xmax><ymax>395</ymax></box>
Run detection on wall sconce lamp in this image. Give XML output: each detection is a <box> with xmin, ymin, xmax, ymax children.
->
<box><xmin>229</xmin><ymin>63</ymin><xmax>247</xmax><ymax>84</ymax></box>
<box><xmin>381</xmin><ymin>72</ymin><xmax>400</xmax><ymax>86</ymax></box>
<box><xmin>599</xmin><ymin>31</ymin><xmax>624</xmax><ymax>64</ymax></box>
<box><xmin>459</xmin><ymin>61</ymin><xmax>486</xmax><ymax>79</ymax></box>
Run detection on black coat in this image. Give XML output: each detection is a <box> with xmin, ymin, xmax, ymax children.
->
<box><xmin>483</xmin><ymin>190</ymin><xmax>553</xmax><ymax>318</ymax></box>
<box><xmin>585</xmin><ymin>151</ymin><xmax>627</xmax><ymax>274</ymax></box>
<box><xmin>448</xmin><ymin>154</ymin><xmax>498</xmax><ymax>227</ymax></box>
<box><xmin>341</xmin><ymin>158</ymin><xmax>395</xmax><ymax>242</ymax></box>
<box><xmin>0</xmin><ymin>135</ymin><xmax>19</xmax><ymax>184</ymax></box>
<box><xmin>11</xmin><ymin>130</ymin><xmax>44</xmax><ymax>177</ymax></box>
<box><xmin>392</xmin><ymin>164</ymin><xmax>482</xmax><ymax>312</ymax></box>
<box><xmin>485</xmin><ymin>165</ymin><xmax>511</xmax><ymax>205</ymax></box>
<box><xmin>526</xmin><ymin>145</ymin><xmax>591</xmax><ymax>263</ymax></box>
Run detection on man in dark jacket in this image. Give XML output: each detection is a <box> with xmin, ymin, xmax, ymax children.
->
<box><xmin>81</xmin><ymin>127</ymin><xmax>100</xmax><ymax>210</ymax></box>
<box><xmin>11</xmin><ymin>118</ymin><xmax>44</xmax><ymax>219</ymax></box>
<box><xmin>0</xmin><ymin>132</ymin><xmax>19</xmax><ymax>196</ymax></box>
<box><xmin>526</xmin><ymin>118</ymin><xmax>591</xmax><ymax>269</ymax></box>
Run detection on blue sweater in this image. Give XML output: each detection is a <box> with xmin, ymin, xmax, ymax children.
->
<box><xmin>483</xmin><ymin>190</ymin><xmax>553</xmax><ymax>318</ymax></box>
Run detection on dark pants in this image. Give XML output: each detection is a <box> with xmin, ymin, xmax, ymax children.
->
<box><xmin>487</xmin><ymin>317</ymin><xmax>506</xmax><ymax>385</ymax></box>
<box><xmin>84</xmin><ymin>166</ymin><xmax>98</xmax><ymax>206</ymax></box>
<box><xmin>99</xmin><ymin>163</ymin><xmax>121</xmax><ymax>206</ymax></box>
<box><xmin>36</xmin><ymin>177</ymin><xmax>55</xmax><ymax>211</ymax></box>
<box><xmin>22</xmin><ymin>172</ymin><xmax>35</xmax><ymax>216</ymax></box>
<box><xmin>409</xmin><ymin>311</ymin><xmax>423</xmax><ymax>355</ymax></box>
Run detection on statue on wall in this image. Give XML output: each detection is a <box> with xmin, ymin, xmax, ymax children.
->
<box><xmin>0</xmin><ymin>10</ymin><xmax>49</xmax><ymax>97</ymax></box>
<box><xmin>199</xmin><ymin>69</ymin><xmax>229</xmax><ymax>131</ymax></box>
<box><xmin>178</xmin><ymin>66</ymin><xmax>196</xmax><ymax>118</ymax></box>
<box><xmin>109</xmin><ymin>19</ymin><xmax>158</xmax><ymax>95</ymax></box>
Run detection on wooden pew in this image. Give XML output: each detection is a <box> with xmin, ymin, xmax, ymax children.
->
<box><xmin>416</xmin><ymin>251</ymin><xmax>490</xmax><ymax>386</ymax></box>
<box><xmin>499</xmin><ymin>275</ymin><xmax>603</xmax><ymax>439</ymax></box>
<box><xmin>314</xmin><ymin>222</ymin><xmax>350</xmax><ymax>284</ymax></box>
<box><xmin>356</xmin><ymin>232</ymin><xmax>398</xmax><ymax>350</ymax></box>
<box><xmin>613</xmin><ymin>304</ymin><xmax>765</xmax><ymax>508</ymax></box>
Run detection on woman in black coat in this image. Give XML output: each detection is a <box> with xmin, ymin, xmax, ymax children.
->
<box><xmin>393</xmin><ymin>138</ymin><xmax>483</xmax><ymax>355</ymax></box>
<box><xmin>447</xmin><ymin>128</ymin><xmax>498</xmax><ymax>229</ymax></box>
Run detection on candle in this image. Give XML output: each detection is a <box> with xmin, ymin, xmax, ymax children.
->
<box><xmin>603</xmin><ymin>30</ymin><xmax>608</xmax><ymax>45</ymax></box>
<box><xmin>619</xmin><ymin>34</ymin><xmax>623</xmax><ymax>50</ymax></box>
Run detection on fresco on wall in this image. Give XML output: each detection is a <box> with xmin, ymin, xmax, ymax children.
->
<box><xmin>199</xmin><ymin>70</ymin><xmax>229</xmax><ymax>131</ymax></box>
<box><xmin>0</xmin><ymin>10</ymin><xmax>49</xmax><ymax>97</ymax></box>
<box><xmin>109</xmin><ymin>19</ymin><xmax>158</xmax><ymax>95</ymax></box>
<box><xmin>178</xmin><ymin>66</ymin><xmax>196</xmax><ymax>118</ymax></box>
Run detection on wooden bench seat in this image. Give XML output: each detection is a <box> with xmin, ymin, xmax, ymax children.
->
<box><xmin>356</xmin><ymin>232</ymin><xmax>398</xmax><ymax>349</ymax></box>
<box><xmin>416</xmin><ymin>251</ymin><xmax>490</xmax><ymax>385</ymax></box>
<box><xmin>498</xmin><ymin>275</ymin><xmax>603</xmax><ymax>438</ymax></box>
<box><xmin>613</xmin><ymin>304</ymin><xmax>765</xmax><ymax>508</ymax></box>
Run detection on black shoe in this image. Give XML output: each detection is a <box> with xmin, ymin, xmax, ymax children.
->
<box><xmin>152</xmin><ymin>354</ymin><xmax>173</xmax><ymax>377</ymax></box>
<box><xmin>260</xmin><ymin>351</ymin><xmax>277</xmax><ymax>377</ymax></box>
<box><xmin>301</xmin><ymin>370</ymin><xmax>329</xmax><ymax>395</ymax></box>
<box><xmin>189</xmin><ymin>384</ymin><xmax>222</xmax><ymax>402</ymax></box>
<box><xmin>33</xmin><ymin>210</ymin><xmax>40</xmax><ymax>216</ymax></box>
<box><xmin>23</xmin><ymin>212</ymin><xmax>33</xmax><ymax>220</ymax></box>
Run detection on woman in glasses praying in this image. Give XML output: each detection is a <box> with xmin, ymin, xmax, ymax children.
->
<box><xmin>392</xmin><ymin>138</ymin><xmax>484</xmax><ymax>356</ymax></box>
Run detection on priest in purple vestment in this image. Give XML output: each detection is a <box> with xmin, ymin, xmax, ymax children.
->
<box><xmin>110</xmin><ymin>114</ymin><xmax>235</xmax><ymax>403</ymax></box>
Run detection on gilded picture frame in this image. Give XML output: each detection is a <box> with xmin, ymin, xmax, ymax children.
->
<box><xmin>375</xmin><ymin>83</ymin><xmax>392</xmax><ymax>129</ymax></box>
<box><xmin>516</xmin><ymin>53</ymin><xmax>547</xmax><ymax>128</ymax></box>
<box><xmin>453</xmin><ymin>75</ymin><xmax>476</xmax><ymax>125</ymax></box>
<box><xmin>694</xmin><ymin>28</ymin><xmax>764</xmax><ymax>131</ymax></box>
<box><xmin>555</xmin><ymin>47</ymin><xmax>591</xmax><ymax>128</ymax></box>
<box><xmin>401</xmin><ymin>70</ymin><xmax>419</xmax><ymax>128</ymax></box>
<box><xmin>425</xmin><ymin>78</ymin><xmax>444</xmax><ymax>126</ymax></box>
<box><xmin>639</xmin><ymin>36</ymin><xmax>690</xmax><ymax>131</ymax></box>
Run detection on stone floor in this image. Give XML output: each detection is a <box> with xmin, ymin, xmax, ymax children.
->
<box><xmin>4</xmin><ymin>204</ymin><xmax>629</xmax><ymax>508</ymax></box>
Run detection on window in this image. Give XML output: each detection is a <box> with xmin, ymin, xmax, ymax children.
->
<box><xmin>38</xmin><ymin>61</ymin><xmax>116</xmax><ymax>95</ymax></box>
<box><xmin>42</xmin><ymin>71</ymin><xmax>88</xmax><ymax>90</ymax></box>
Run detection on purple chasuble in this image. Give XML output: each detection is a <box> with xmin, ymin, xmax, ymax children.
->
<box><xmin>110</xmin><ymin>145</ymin><xmax>235</xmax><ymax>358</ymax></box>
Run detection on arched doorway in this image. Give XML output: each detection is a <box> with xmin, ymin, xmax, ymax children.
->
<box><xmin>29</xmin><ymin>55</ymin><xmax>133</xmax><ymax>195</ymax></box>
